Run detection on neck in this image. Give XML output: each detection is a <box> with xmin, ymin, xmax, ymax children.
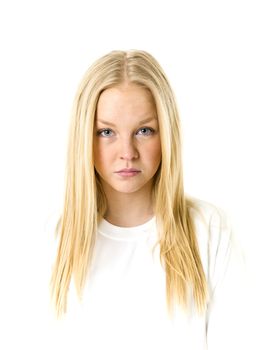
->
<box><xmin>103</xmin><ymin>184</ymin><xmax>155</xmax><ymax>227</ymax></box>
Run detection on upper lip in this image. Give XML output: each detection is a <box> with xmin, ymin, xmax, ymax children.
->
<box><xmin>115</xmin><ymin>168</ymin><xmax>141</xmax><ymax>173</ymax></box>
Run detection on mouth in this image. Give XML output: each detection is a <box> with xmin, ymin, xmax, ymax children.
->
<box><xmin>115</xmin><ymin>168</ymin><xmax>141</xmax><ymax>177</ymax></box>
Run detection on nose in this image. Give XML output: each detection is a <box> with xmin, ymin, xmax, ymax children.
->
<box><xmin>119</xmin><ymin>137</ymin><xmax>139</xmax><ymax>161</ymax></box>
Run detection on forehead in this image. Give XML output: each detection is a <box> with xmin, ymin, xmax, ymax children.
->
<box><xmin>96</xmin><ymin>84</ymin><xmax>157</xmax><ymax>120</ymax></box>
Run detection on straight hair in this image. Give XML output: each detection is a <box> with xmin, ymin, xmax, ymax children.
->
<box><xmin>50</xmin><ymin>50</ymin><xmax>208</xmax><ymax>318</ymax></box>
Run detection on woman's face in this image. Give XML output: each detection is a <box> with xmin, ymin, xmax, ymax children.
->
<box><xmin>93</xmin><ymin>83</ymin><xmax>161</xmax><ymax>197</ymax></box>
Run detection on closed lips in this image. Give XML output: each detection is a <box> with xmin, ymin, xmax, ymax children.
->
<box><xmin>115</xmin><ymin>169</ymin><xmax>141</xmax><ymax>173</ymax></box>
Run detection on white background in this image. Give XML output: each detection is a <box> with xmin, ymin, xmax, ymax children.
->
<box><xmin>0</xmin><ymin>0</ymin><xmax>262</xmax><ymax>348</ymax></box>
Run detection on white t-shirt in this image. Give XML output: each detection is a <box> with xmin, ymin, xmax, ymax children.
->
<box><xmin>49</xmin><ymin>200</ymin><xmax>247</xmax><ymax>350</ymax></box>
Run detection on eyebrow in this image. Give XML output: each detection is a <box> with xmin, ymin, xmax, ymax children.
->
<box><xmin>96</xmin><ymin>116</ymin><xmax>157</xmax><ymax>127</ymax></box>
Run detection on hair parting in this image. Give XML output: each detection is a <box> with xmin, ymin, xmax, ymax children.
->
<box><xmin>50</xmin><ymin>50</ymin><xmax>208</xmax><ymax>318</ymax></box>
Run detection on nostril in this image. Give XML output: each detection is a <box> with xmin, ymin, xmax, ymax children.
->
<box><xmin>120</xmin><ymin>150</ymin><xmax>139</xmax><ymax>160</ymax></box>
<box><xmin>120</xmin><ymin>153</ymin><xmax>139</xmax><ymax>160</ymax></box>
<box><xmin>120</xmin><ymin>143</ymin><xmax>139</xmax><ymax>160</ymax></box>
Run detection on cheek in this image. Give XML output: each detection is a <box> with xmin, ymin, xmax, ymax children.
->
<box><xmin>93</xmin><ymin>143</ymin><xmax>103</xmax><ymax>168</ymax></box>
<box><xmin>145</xmin><ymin>139</ymin><xmax>162</xmax><ymax>164</ymax></box>
<box><xmin>153</xmin><ymin>137</ymin><xmax>162</xmax><ymax>156</ymax></box>
<box><xmin>93</xmin><ymin>143</ymin><xmax>111</xmax><ymax>168</ymax></box>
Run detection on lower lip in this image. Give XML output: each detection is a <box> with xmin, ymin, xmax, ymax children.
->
<box><xmin>115</xmin><ymin>171</ymin><xmax>141</xmax><ymax>177</ymax></box>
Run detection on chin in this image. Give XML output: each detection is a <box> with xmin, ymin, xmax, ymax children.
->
<box><xmin>113</xmin><ymin>183</ymin><xmax>151</xmax><ymax>195</ymax></box>
<box><xmin>114</xmin><ymin>187</ymin><xmax>143</xmax><ymax>194</ymax></box>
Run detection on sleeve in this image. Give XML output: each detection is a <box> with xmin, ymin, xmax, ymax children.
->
<box><xmin>205</xmin><ymin>207</ymin><xmax>249</xmax><ymax>350</ymax></box>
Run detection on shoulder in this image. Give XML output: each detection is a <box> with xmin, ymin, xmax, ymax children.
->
<box><xmin>188</xmin><ymin>198</ymin><xmax>230</xmax><ymax>229</ymax></box>
<box><xmin>188</xmin><ymin>198</ymin><xmax>232</xmax><ymax>248</ymax></box>
<box><xmin>188</xmin><ymin>198</ymin><xmax>234</xmax><ymax>290</ymax></box>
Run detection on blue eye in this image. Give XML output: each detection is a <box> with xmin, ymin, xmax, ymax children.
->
<box><xmin>137</xmin><ymin>127</ymin><xmax>154</xmax><ymax>136</ymax></box>
<box><xmin>97</xmin><ymin>129</ymin><xmax>114</xmax><ymax>137</ymax></box>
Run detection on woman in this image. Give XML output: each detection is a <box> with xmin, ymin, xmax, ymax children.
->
<box><xmin>50</xmin><ymin>50</ymin><xmax>243</xmax><ymax>349</ymax></box>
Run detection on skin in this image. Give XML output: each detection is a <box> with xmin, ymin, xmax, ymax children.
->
<box><xmin>93</xmin><ymin>83</ymin><xmax>162</xmax><ymax>227</ymax></box>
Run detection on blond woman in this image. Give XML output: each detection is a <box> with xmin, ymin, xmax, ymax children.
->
<box><xmin>50</xmin><ymin>50</ymin><xmax>245</xmax><ymax>349</ymax></box>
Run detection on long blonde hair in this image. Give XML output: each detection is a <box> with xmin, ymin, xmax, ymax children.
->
<box><xmin>50</xmin><ymin>50</ymin><xmax>208</xmax><ymax>318</ymax></box>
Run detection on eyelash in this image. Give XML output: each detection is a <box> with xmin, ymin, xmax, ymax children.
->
<box><xmin>96</xmin><ymin>127</ymin><xmax>155</xmax><ymax>137</ymax></box>
<box><xmin>96</xmin><ymin>129</ymin><xmax>114</xmax><ymax>137</ymax></box>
